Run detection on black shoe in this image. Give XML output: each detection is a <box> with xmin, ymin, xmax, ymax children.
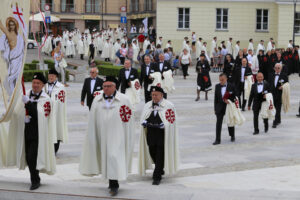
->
<box><xmin>30</xmin><ymin>182</ymin><xmax>40</xmax><ymax>190</ymax></box>
<box><xmin>297</xmin><ymin>114</ymin><xmax>300</xmax><ymax>118</ymax></box>
<box><xmin>253</xmin><ymin>131</ymin><xmax>259</xmax><ymax>135</ymax></box>
<box><xmin>272</xmin><ymin>124</ymin><xmax>277</xmax><ymax>128</ymax></box>
<box><xmin>109</xmin><ymin>188</ymin><xmax>118</xmax><ymax>196</ymax></box>
<box><xmin>152</xmin><ymin>179</ymin><xmax>161</xmax><ymax>185</ymax></box>
<box><xmin>241</xmin><ymin>108</ymin><xmax>245</xmax><ymax>112</ymax></box>
<box><xmin>231</xmin><ymin>137</ymin><xmax>235</xmax><ymax>142</ymax></box>
<box><xmin>213</xmin><ymin>141</ymin><xmax>220</xmax><ymax>145</ymax></box>
<box><xmin>265</xmin><ymin>127</ymin><xmax>268</xmax><ymax>133</ymax></box>
<box><xmin>161</xmin><ymin>170</ymin><xmax>165</xmax><ymax>176</ymax></box>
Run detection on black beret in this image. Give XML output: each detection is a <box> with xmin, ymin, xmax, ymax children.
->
<box><xmin>48</xmin><ymin>69</ymin><xmax>59</xmax><ymax>76</ymax></box>
<box><xmin>104</xmin><ymin>76</ymin><xmax>120</xmax><ymax>89</ymax></box>
<box><xmin>32</xmin><ymin>72</ymin><xmax>47</xmax><ymax>84</ymax></box>
<box><xmin>150</xmin><ymin>86</ymin><xmax>164</xmax><ymax>94</ymax></box>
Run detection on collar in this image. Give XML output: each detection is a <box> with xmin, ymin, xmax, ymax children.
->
<box><xmin>148</xmin><ymin>99</ymin><xmax>165</xmax><ymax>109</ymax></box>
<box><xmin>98</xmin><ymin>91</ymin><xmax>121</xmax><ymax>102</ymax></box>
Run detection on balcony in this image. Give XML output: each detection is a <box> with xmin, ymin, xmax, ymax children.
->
<box><xmin>61</xmin><ymin>3</ymin><xmax>75</xmax><ymax>13</ymax></box>
<box><xmin>129</xmin><ymin>2</ymin><xmax>156</xmax><ymax>14</ymax></box>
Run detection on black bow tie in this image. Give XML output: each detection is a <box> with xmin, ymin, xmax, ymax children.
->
<box><xmin>48</xmin><ymin>82</ymin><xmax>54</xmax><ymax>86</ymax></box>
<box><xmin>152</xmin><ymin>103</ymin><xmax>159</xmax><ymax>108</ymax></box>
<box><xmin>125</xmin><ymin>69</ymin><xmax>130</xmax><ymax>71</ymax></box>
<box><xmin>104</xmin><ymin>95</ymin><xmax>114</xmax><ymax>100</ymax></box>
<box><xmin>242</xmin><ymin>66</ymin><xmax>246</xmax><ymax>69</ymax></box>
<box><xmin>257</xmin><ymin>83</ymin><xmax>263</xmax><ymax>85</ymax></box>
<box><xmin>275</xmin><ymin>74</ymin><xmax>280</xmax><ymax>76</ymax></box>
<box><xmin>221</xmin><ymin>85</ymin><xmax>227</xmax><ymax>88</ymax></box>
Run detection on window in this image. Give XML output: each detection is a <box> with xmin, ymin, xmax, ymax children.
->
<box><xmin>295</xmin><ymin>12</ymin><xmax>300</xmax><ymax>34</ymax></box>
<box><xmin>61</xmin><ymin>0</ymin><xmax>74</xmax><ymax>12</ymax></box>
<box><xmin>131</xmin><ymin>0</ymin><xmax>139</xmax><ymax>13</ymax></box>
<box><xmin>216</xmin><ymin>8</ymin><xmax>228</xmax><ymax>30</ymax></box>
<box><xmin>178</xmin><ymin>8</ymin><xmax>190</xmax><ymax>29</ymax></box>
<box><xmin>256</xmin><ymin>9</ymin><xmax>268</xmax><ymax>31</ymax></box>
<box><xmin>85</xmin><ymin>0</ymin><xmax>100</xmax><ymax>13</ymax></box>
<box><xmin>145</xmin><ymin>0</ymin><xmax>152</xmax><ymax>11</ymax></box>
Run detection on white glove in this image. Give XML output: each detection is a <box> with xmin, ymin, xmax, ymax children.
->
<box><xmin>22</xmin><ymin>95</ymin><xmax>29</xmax><ymax>104</ymax></box>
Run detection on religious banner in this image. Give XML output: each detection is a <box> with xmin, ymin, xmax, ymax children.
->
<box><xmin>0</xmin><ymin>1</ymin><xmax>30</xmax><ymax>123</ymax></box>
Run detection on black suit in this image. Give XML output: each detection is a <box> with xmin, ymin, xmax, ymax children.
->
<box><xmin>118</xmin><ymin>68</ymin><xmax>139</xmax><ymax>94</ymax></box>
<box><xmin>81</xmin><ymin>77</ymin><xmax>104</xmax><ymax>110</ymax></box>
<box><xmin>140</xmin><ymin>63</ymin><xmax>155</xmax><ymax>103</ymax></box>
<box><xmin>248</xmin><ymin>81</ymin><xmax>270</xmax><ymax>132</ymax></box>
<box><xmin>234</xmin><ymin>65</ymin><xmax>252</xmax><ymax>109</ymax></box>
<box><xmin>214</xmin><ymin>83</ymin><xmax>236</xmax><ymax>143</ymax></box>
<box><xmin>268</xmin><ymin>72</ymin><xmax>288</xmax><ymax>125</ymax></box>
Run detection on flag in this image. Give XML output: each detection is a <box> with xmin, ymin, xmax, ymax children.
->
<box><xmin>143</xmin><ymin>17</ymin><xmax>148</xmax><ymax>34</ymax></box>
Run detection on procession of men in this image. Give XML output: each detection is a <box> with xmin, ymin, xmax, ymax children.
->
<box><xmin>1</xmin><ymin>22</ymin><xmax>300</xmax><ymax>198</ymax></box>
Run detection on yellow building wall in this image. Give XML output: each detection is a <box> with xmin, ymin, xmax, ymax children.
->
<box><xmin>157</xmin><ymin>1</ymin><xmax>280</xmax><ymax>54</ymax></box>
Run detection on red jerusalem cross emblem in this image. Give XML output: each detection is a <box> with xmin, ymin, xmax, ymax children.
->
<box><xmin>44</xmin><ymin>101</ymin><xmax>51</xmax><ymax>117</ymax></box>
<box><xmin>58</xmin><ymin>90</ymin><xmax>65</xmax><ymax>103</ymax></box>
<box><xmin>93</xmin><ymin>91</ymin><xmax>101</xmax><ymax>97</ymax></box>
<box><xmin>119</xmin><ymin>105</ymin><xmax>132</xmax><ymax>122</ymax></box>
<box><xmin>165</xmin><ymin>109</ymin><xmax>175</xmax><ymax>124</ymax></box>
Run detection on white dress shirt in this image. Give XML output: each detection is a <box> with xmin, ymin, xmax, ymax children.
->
<box><xmin>257</xmin><ymin>82</ymin><xmax>263</xmax><ymax>93</ymax></box>
<box><xmin>145</xmin><ymin>64</ymin><xmax>150</xmax><ymax>76</ymax></box>
<box><xmin>125</xmin><ymin>68</ymin><xmax>131</xmax><ymax>79</ymax></box>
<box><xmin>274</xmin><ymin>74</ymin><xmax>280</xmax><ymax>87</ymax></box>
<box><xmin>221</xmin><ymin>84</ymin><xmax>227</xmax><ymax>97</ymax></box>
<box><xmin>90</xmin><ymin>79</ymin><xmax>96</xmax><ymax>94</ymax></box>
<box><xmin>241</xmin><ymin>67</ymin><xmax>246</xmax><ymax>82</ymax></box>
<box><xmin>159</xmin><ymin>62</ymin><xmax>163</xmax><ymax>71</ymax></box>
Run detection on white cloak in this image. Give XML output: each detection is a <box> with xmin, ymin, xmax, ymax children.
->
<box><xmin>6</xmin><ymin>91</ymin><xmax>56</xmax><ymax>175</ymax></box>
<box><xmin>45</xmin><ymin>82</ymin><xmax>68</xmax><ymax>143</ymax></box>
<box><xmin>256</xmin><ymin>44</ymin><xmax>265</xmax><ymax>55</ymax></box>
<box><xmin>282</xmin><ymin>83</ymin><xmax>290</xmax><ymax>113</ymax></box>
<box><xmin>133</xmin><ymin>43</ymin><xmax>140</xmax><ymax>63</ymax></box>
<box><xmin>196</xmin><ymin>41</ymin><xmax>202</xmax><ymax>58</ymax></box>
<box><xmin>148</xmin><ymin>72</ymin><xmax>163</xmax><ymax>91</ymax></box>
<box><xmin>79</xmin><ymin>92</ymin><xmax>135</xmax><ymax>180</ymax></box>
<box><xmin>101</xmin><ymin>41</ymin><xmax>110</xmax><ymax>58</ymax></box>
<box><xmin>226</xmin><ymin>99</ymin><xmax>246</xmax><ymax>127</ymax></box>
<box><xmin>162</xmin><ymin>70</ymin><xmax>175</xmax><ymax>94</ymax></box>
<box><xmin>139</xmin><ymin>99</ymin><xmax>180</xmax><ymax>176</ymax></box>
<box><xmin>66</xmin><ymin>40</ymin><xmax>75</xmax><ymax>56</ymax></box>
<box><xmin>233</xmin><ymin>44</ymin><xmax>240</xmax><ymax>58</ymax></box>
<box><xmin>226</xmin><ymin>41</ymin><xmax>232</xmax><ymax>55</ymax></box>
<box><xmin>143</xmin><ymin>40</ymin><xmax>150</xmax><ymax>52</ymax></box>
<box><xmin>261</xmin><ymin>93</ymin><xmax>276</xmax><ymax>120</ymax></box>
<box><xmin>244</xmin><ymin>75</ymin><xmax>254</xmax><ymax>100</ymax></box>
<box><xmin>125</xmin><ymin>79</ymin><xmax>141</xmax><ymax>107</ymax></box>
<box><xmin>0</xmin><ymin>122</ymin><xmax>8</xmax><ymax>168</ymax></box>
<box><xmin>77</xmin><ymin>40</ymin><xmax>85</xmax><ymax>55</ymax></box>
<box><xmin>248</xmin><ymin>42</ymin><xmax>254</xmax><ymax>51</ymax></box>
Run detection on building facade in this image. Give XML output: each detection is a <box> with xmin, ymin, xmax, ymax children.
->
<box><xmin>157</xmin><ymin>0</ymin><xmax>300</xmax><ymax>53</ymax></box>
<box><xmin>31</xmin><ymin>0</ymin><xmax>157</xmax><ymax>35</ymax></box>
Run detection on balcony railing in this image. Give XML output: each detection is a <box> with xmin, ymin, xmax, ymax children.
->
<box><xmin>61</xmin><ymin>4</ymin><xmax>75</xmax><ymax>13</ymax></box>
<box><xmin>85</xmin><ymin>3</ymin><xmax>101</xmax><ymax>13</ymax></box>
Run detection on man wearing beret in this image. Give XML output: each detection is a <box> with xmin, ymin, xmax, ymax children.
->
<box><xmin>8</xmin><ymin>73</ymin><xmax>56</xmax><ymax>190</ymax></box>
<box><xmin>45</xmin><ymin>69</ymin><xmax>68</xmax><ymax>154</ymax></box>
<box><xmin>80</xmin><ymin>76</ymin><xmax>134</xmax><ymax>196</ymax></box>
<box><xmin>139</xmin><ymin>86</ymin><xmax>179</xmax><ymax>185</ymax></box>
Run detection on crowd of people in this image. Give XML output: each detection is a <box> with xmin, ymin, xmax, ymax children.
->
<box><xmin>2</xmin><ymin>25</ymin><xmax>300</xmax><ymax>198</ymax></box>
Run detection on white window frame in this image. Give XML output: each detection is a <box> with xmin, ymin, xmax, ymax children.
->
<box><xmin>178</xmin><ymin>8</ymin><xmax>190</xmax><ymax>30</ymax></box>
<box><xmin>295</xmin><ymin>12</ymin><xmax>300</xmax><ymax>35</ymax></box>
<box><xmin>256</xmin><ymin>9</ymin><xmax>269</xmax><ymax>32</ymax></box>
<box><xmin>216</xmin><ymin>8</ymin><xmax>228</xmax><ymax>31</ymax></box>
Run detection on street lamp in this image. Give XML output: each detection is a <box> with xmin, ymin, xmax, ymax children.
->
<box><xmin>101</xmin><ymin>0</ymin><xmax>104</xmax><ymax>29</ymax></box>
<box><xmin>293</xmin><ymin>0</ymin><xmax>297</xmax><ymax>46</ymax></box>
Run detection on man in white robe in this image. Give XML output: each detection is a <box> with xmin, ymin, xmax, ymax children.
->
<box><xmin>233</xmin><ymin>41</ymin><xmax>240</xmax><ymax>58</ymax></box>
<box><xmin>45</xmin><ymin>69</ymin><xmax>68</xmax><ymax>154</ymax></box>
<box><xmin>139</xmin><ymin>86</ymin><xmax>179</xmax><ymax>185</ymax></box>
<box><xmin>288</xmin><ymin>40</ymin><xmax>293</xmax><ymax>49</ymax></box>
<box><xmin>66</xmin><ymin>37</ymin><xmax>75</xmax><ymax>58</ymax></box>
<box><xmin>7</xmin><ymin>73</ymin><xmax>56</xmax><ymax>190</ymax></box>
<box><xmin>256</xmin><ymin>40</ymin><xmax>265</xmax><ymax>55</ymax></box>
<box><xmin>248</xmin><ymin>38</ymin><xmax>254</xmax><ymax>51</ymax></box>
<box><xmin>101</xmin><ymin>38</ymin><xmax>110</xmax><ymax>61</ymax></box>
<box><xmin>196</xmin><ymin>38</ymin><xmax>203</xmax><ymax>58</ymax></box>
<box><xmin>79</xmin><ymin>76</ymin><xmax>134</xmax><ymax>196</ymax></box>
<box><xmin>143</xmin><ymin>37</ymin><xmax>151</xmax><ymax>52</ymax></box>
<box><xmin>77</xmin><ymin>37</ymin><xmax>85</xmax><ymax>60</ymax></box>
<box><xmin>97</xmin><ymin>34</ymin><xmax>104</xmax><ymax>55</ymax></box>
<box><xmin>210</xmin><ymin>37</ymin><xmax>217</xmax><ymax>58</ymax></box>
<box><xmin>267</xmin><ymin>38</ymin><xmax>274</xmax><ymax>51</ymax></box>
<box><xmin>166</xmin><ymin>40</ymin><xmax>172</xmax><ymax>49</ymax></box>
<box><xmin>226</xmin><ymin>38</ymin><xmax>233</xmax><ymax>55</ymax></box>
<box><xmin>157</xmin><ymin>36</ymin><xmax>163</xmax><ymax>46</ymax></box>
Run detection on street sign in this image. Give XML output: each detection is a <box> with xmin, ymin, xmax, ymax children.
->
<box><xmin>120</xmin><ymin>16</ymin><xmax>127</xmax><ymax>23</ymax></box>
<box><xmin>120</xmin><ymin>12</ymin><xmax>126</xmax><ymax>17</ymax></box>
<box><xmin>45</xmin><ymin>16</ymin><xmax>51</xmax><ymax>24</ymax></box>
<box><xmin>44</xmin><ymin>4</ymin><xmax>50</xmax><ymax>11</ymax></box>
<box><xmin>45</xmin><ymin>11</ymin><xmax>51</xmax><ymax>17</ymax></box>
<box><xmin>120</xmin><ymin>6</ymin><xmax>126</xmax><ymax>12</ymax></box>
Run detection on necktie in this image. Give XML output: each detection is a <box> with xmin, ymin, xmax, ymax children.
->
<box><xmin>48</xmin><ymin>82</ymin><xmax>54</xmax><ymax>86</ymax></box>
<box><xmin>221</xmin><ymin>85</ymin><xmax>226</xmax><ymax>88</ymax></box>
<box><xmin>275</xmin><ymin>74</ymin><xmax>280</xmax><ymax>76</ymax></box>
<box><xmin>91</xmin><ymin>78</ymin><xmax>96</xmax><ymax>80</ymax></box>
<box><xmin>152</xmin><ymin>103</ymin><xmax>159</xmax><ymax>108</ymax></box>
<box><xmin>125</xmin><ymin>69</ymin><xmax>129</xmax><ymax>71</ymax></box>
<box><xmin>257</xmin><ymin>83</ymin><xmax>263</xmax><ymax>85</ymax></box>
